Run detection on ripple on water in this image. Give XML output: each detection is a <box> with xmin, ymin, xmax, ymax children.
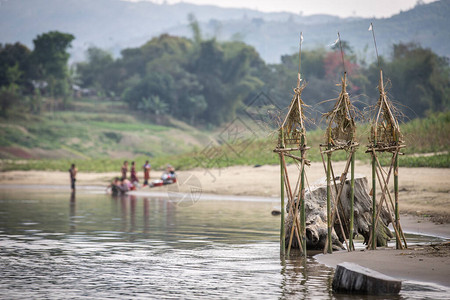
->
<box><xmin>0</xmin><ymin>191</ymin><xmax>449</xmax><ymax>299</ymax></box>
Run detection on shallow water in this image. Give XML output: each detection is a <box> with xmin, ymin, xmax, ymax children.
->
<box><xmin>0</xmin><ymin>188</ymin><xmax>448</xmax><ymax>299</ymax></box>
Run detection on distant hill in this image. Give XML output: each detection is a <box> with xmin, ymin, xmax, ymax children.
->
<box><xmin>0</xmin><ymin>0</ymin><xmax>449</xmax><ymax>63</ymax></box>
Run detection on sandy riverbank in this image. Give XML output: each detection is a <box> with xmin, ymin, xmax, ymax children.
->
<box><xmin>315</xmin><ymin>213</ymin><xmax>450</xmax><ymax>288</ymax></box>
<box><xmin>315</xmin><ymin>242</ymin><xmax>450</xmax><ymax>287</ymax></box>
<box><xmin>1</xmin><ymin>161</ymin><xmax>449</xmax><ymax>221</ymax></box>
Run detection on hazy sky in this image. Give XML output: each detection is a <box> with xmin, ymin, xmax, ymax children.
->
<box><xmin>129</xmin><ymin>0</ymin><xmax>437</xmax><ymax>18</ymax></box>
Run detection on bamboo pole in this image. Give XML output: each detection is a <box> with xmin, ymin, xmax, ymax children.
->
<box><xmin>365</xmin><ymin>145</ymin><xmax>406</xmax><ymax>153</ymax></box>
<box><xmin>371</xmin><ymin>150</ymin><xmax>377</xmax><ymax>250</ymax></box>
<box><xmin>320</xmin><ymin>146</ymin><xmax>350</xmax><ymax>252</ymax></box>
<box><xmin>349</xmin><ymin>149</ymin><xmax>355</xmax><ymax>251</ymax></box>
<box><xmin>280</xmin><ymin>152</ymin><xmax>285</xmax><ymax>256</ymax></box>
<box><xmin>330</xmin><ymin>162</ymin><xmax>350</xmax><ymax>238</ymax></box>
<box><xmin>375</xmin><ymin>152</ymin><xmax>397</xmax><ymax>213</ymax></box>
<box><xmin>300</xmin><ymin>135</ymin><xmax>306</xmax><ymax>256</ymax></box>
<box><xmin>282</xmin><ymin>154</ymin><xmax>304</xmax><ymax>256</ymax></box>
<box><xmin>280</xmin><ymin>129</ymin><xmax>286</xmax><ymax>256</ymax></box>
<box><xmin>368</xmin><ymin>151</ymin><xmax>402</xmax><ymax>250</ymax></box>
<box><xmin>372</xmin><ymin>153</ymin><xmax>408</xmax><ymax>249</ymax></box>
<box><xmin>291</xmin><ymin>157</ymin><xmax>307</xmax><ymax>255</ymax></box>
<box><xmin>368</xmin><ymin>161</ymin><xmax>400</xmax><ymax>248</ymax></box>
<box><xmin>323</xmin><ymin>154</ymin><xmax>352</xmax><ymax>252</ymax></box>
<box><xmin>326</xmin><ymin>151</ymin><xmax>333</xmax><ymax>254</ymax></box>
<box><xmin>374</xmin><ymin>166</ymin><xmax>404</xmax><ymax>249</ymax></box>
<box><xmin>381</xmin><ymin>177</ymin><xmax>408</xmax><ymax>248</ymax></box>
<box><xmin>394</xmin><ymin>145</ymin><xmax>400</xmax><ymax>249</ymax></box>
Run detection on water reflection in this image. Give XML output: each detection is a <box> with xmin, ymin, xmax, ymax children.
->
<box><xmin>69</xmin><ymin>191</ymin><xmax>76</xmax><ymax>234</ymax></box>
<box><xmin>109</xmin><ymin>194</ymin><xmax>179</xmax><ymax>237</ymax></box>
<box><xmin>279</xmin><ymin>252</ymin><xmax>335</xmax><ymax>299</ymax></box>
<box><xmin>0</xmin><ymin>189</ymin><xmax>448</xmax><ymax>299</ymax></box>
<box><xmin>143</xmin><ymin>198</ymin><xmax>149</xmax><ymax>233</ymax></box>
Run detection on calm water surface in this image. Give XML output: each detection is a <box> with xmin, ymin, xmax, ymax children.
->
<box><xmin>0</xmin><ymin>188</ymin><xmax>448</xmax><ymax>299</ymax></box>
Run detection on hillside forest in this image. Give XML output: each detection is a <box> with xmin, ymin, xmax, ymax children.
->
<box><xmin>1</xmin><ymin>18</ymin><xmax>449</xmax><ymax>127</ymax></box>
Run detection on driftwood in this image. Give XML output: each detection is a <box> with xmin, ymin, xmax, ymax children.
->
<box><xmin>333</xmin><ymin>262</ymin><xmax>401</xmax><ymax>295</ymax></box>
<box><xmin>285</xmin><ymin>175</ymin><xmax>393</xmax><ymax>250</ymax></box>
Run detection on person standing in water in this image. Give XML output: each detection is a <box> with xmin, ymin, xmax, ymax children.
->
<box><xmin>130</xmin><ymin>161</ymin><xmax>139</xmax><ymax>185</ymax></box>
<box><xmin>69</xmin><ymin>163</ymin><xmax>77</xmax><ymax>192</ymax></box>
<box><xmin>121</xmin><ymin>161</ymin><xmax>128</xmax><ymax>180</ymax></box>
<box><xmin>143</xmin><ymin>160</ymin><xmax>151</xmax><ymax>186</ymax></box>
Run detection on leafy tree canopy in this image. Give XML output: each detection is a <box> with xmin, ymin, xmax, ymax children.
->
<box><xmin>31</xmin><ymin>31</ymin><xmax>75</xmax><ymax>79</ymax></box>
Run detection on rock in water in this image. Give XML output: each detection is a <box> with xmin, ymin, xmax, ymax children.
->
<box><xmin>285</xmin><ymin>174</ymin><xmax>393</xmax><ymax>250</ymax></box>
<box><xmin>271</xmin><ymin>208</ymin><xmax>281</xmax><ymax>216</ymax></box>
<box><xmin>332</xmin><ymin>262</ymin><xmax>401</xmax><ymax>295</ymax></box>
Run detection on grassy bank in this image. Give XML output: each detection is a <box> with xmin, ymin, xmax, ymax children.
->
<box><xmin>1</xmin><ymin>111</ymin><xmax>449</xmax><ymax>172</ymax></box>
<box><xmin>0</xmin><ymin>99</ymin><xmax>213</xmax><ymax>159</ymax></box>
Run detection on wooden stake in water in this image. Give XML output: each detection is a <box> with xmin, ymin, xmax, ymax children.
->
<box><xmin>349</xmin><ymin>149</ymin><xmax>355</xmax><ymax>251</ymax></box>
<box><xmin>280</xmin><ymin>130</ymin><xmax>286</xmax><ymax>256</ymax></box>
<box><xmin>300</xmin><ymin>135</ymin><xmax>306</xmax><ymax>256</ymax></box>
<box><xmin>371</xmin><ymin>150</ymin><xmax>377</xmax><ymax>250</ymax></box>
<box><xmin>394</xmin><ymin>138</ymin><xmax>400</xmax><ymax>249</ymax></box>
<box><xmin>326</xmin><ymin>152</ymin><xmax>333</xmax><ymax>254</ymax></box>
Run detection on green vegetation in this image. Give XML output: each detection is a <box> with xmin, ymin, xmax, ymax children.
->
<box><xmin>0</xmin><ymin>26</ymin><xmax>448</xmax><ymax>171</ymax></box>
<box><xmin>0</xmin><ymin>98</ymin><xmax>214</xmax><ymax>160</ymax></box>
<box><xmin>3</xmin><ymin>25</ymin><xmax>449</xmax><ymax>123</ymax></box>
<box><xmin>2</xmin><ymin>112</ymin><xmax>448</xmax><ymax>171</ymax></box>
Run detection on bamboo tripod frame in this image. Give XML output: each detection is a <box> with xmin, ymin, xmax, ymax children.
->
<box><xmin>319</xmin><ymin>144</ymin><xmax>358</xmax><ymax>254</ymax></box>
<box><xmin>274</xmin><ymin>34</ymin><xmax>310</xmax><ymax>257</ymax></box>
<box><xmin>366</xmin><ymin>69</ymin><xmax>408</xmax><ymax>250</ymax></box>
<box><xmin>274</xmin><ymin>142</ymin><xmax>310</xmax><ymax>257</ymax></box>
<box><xmin>320</xmin><ymin>72</ymin><xmax>357</xmax><ymax>254</ymax></box>
<box><xmin>273</xmin><ymin>86</ymin><xmax>310</xmax><ymax>257</ymax></box>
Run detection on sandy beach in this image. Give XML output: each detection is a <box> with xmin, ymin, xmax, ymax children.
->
<box><xmin>1</xmin><ymin>161</ymin><xmax>449</xmax><ymax>221</ymax></box>
<box><xmin>1</xmin><ymin>162</ymin><xmax>449</xmax><ymax>287</ymax></box>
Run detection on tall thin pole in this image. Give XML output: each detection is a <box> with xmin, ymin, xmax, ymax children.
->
<box><xmin>349</xmin><ymin>149</ymin><xmax>355</xmax><ymax>251</ymax></box>
<box><xmin>337</xmin><ymin>32</ymin><xmax>346</xmax><ymax>74</ymax></box>
<box><xmin>326</xmin><ymin>125</ymin><xmax>333</xmax><ymax>254</ymax></box>
<box><xmin>280</xmin><ymin>129</ymin><xmax>286</xmax><ymax>256</ymax></box>
<box><xmin>326</xmin><ymin>151</ymin><xmax>332</xmax><ymax>254</ymax></box>
<box><xmin>300</xmin><ymin>134</ymin><xmax>306</xmax><ymax>256</ymax></box>
<box><xmin>369</xmin><ymin>22</ymin><xmax>381</xmax><ymax>68</ymax></box>
<box><xmin>371</xmin><ymin>151</ymin><xmax>377</xmax><ymax>250</ymax></box>
<box><xmin>394</xmin><ymin>137</ymin><xmax>400</xmax><ymax>249</ymax></box>
<box><xmin>297</xmin><ymin>32</ymin><xmax>303</xmax><ymax>88</ymax></box>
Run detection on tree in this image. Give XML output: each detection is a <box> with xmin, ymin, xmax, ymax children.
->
<box><xmin>185</xmin><ymin>95</ymin><xmax>207</xmax><ymax>125</ymax></box>
<box><xmin>366</xmin><ymin>43</ymin><xmax>450</xmax><ymax>118</ymax></box>
<box><xmin>31</xmin><ymin>31</ymin><xmax>75</xmax><ymax>79</ymax></box>
<box><xmin>77</xmin><ymin>47</ymin><xmax>115</xmax><ymax>94</ymax></box>
<box><xmin>0</xmin><ymin>42</ymin><xmax>31</xmax><ymax>88</ymax></box>
<box><xmin>29</xmin><ymin>31</ymin><xmax>75</xmax><ymax>111</ymax></box>
<box><xmin>189</xmin><ymin>40</ymin><xmax>264</xmax><ymax>124</ymax></box>
<box><xmin>122</xmin><ymin>72</ymin><xmax>175</xmax><ymax>111</ymax></box>
<box><xmin>188</xmin><ymin>13</ymin><xmax>202</xmax><ymax>45</ymax></box>
<box><xmin>0</xmin><ymin>85</ymin><xmax>19</xmax><ymax>117</ymax></box>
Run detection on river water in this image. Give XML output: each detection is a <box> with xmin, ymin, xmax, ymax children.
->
<box><xmin>0</xmin><ymin>187</ymin><xmax>448</xmax><ymax>299</ymax></box>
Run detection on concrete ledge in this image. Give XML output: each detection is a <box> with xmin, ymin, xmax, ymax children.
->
<box><xmin>332</xmin><ymin>262</ymin><xmax>402</xmax><ymax>295</ymax></box>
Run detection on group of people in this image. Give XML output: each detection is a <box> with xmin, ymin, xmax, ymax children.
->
<box><xmin>108</xmin><ymin>160</ymin><xmax>176</xmax><ymax>195</ymax></box>
<box><xmin>68</xmin><ymin>160</ymin><xmax>177</xmax><ymax>195</ymax></box>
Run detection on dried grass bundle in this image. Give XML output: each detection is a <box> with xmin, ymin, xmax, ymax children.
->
<box><xmin>278</xmin><ymin>83</ymin><xmax>307</xmax><ymax>148</ymax></box>
<box><xmin>323</xmin><ymin>74</ymin><xmax>357</xmax><ymax>148</ymax></box>
<box><xmin>370</xmin><ymin>70</ymin><xmax>403</xmax><ymax>148</ymax></box>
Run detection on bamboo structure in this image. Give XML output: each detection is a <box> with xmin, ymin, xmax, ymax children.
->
<box><xmin>319</xmin><ymin>71</ymin><xmax>358</xmax><ymax>254</ymax></box>
<box><xmin>366</xmin><ymin>68</ymin><xmax>407</xmax><ymax>250</ymax></box>
<box><xmin>273</xmin><ymin>33</ymin><xmax>310</xmax><ymax>257</ymax></box>
<box><xmin>280</xmin><ymin>144</ymin><xmax>286</xmax><ymax>256</ymax></box>
<box><xmin>366</xmin><ymin>23</ymin><xmax>407</xmax><ymax>250</ymax></box>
